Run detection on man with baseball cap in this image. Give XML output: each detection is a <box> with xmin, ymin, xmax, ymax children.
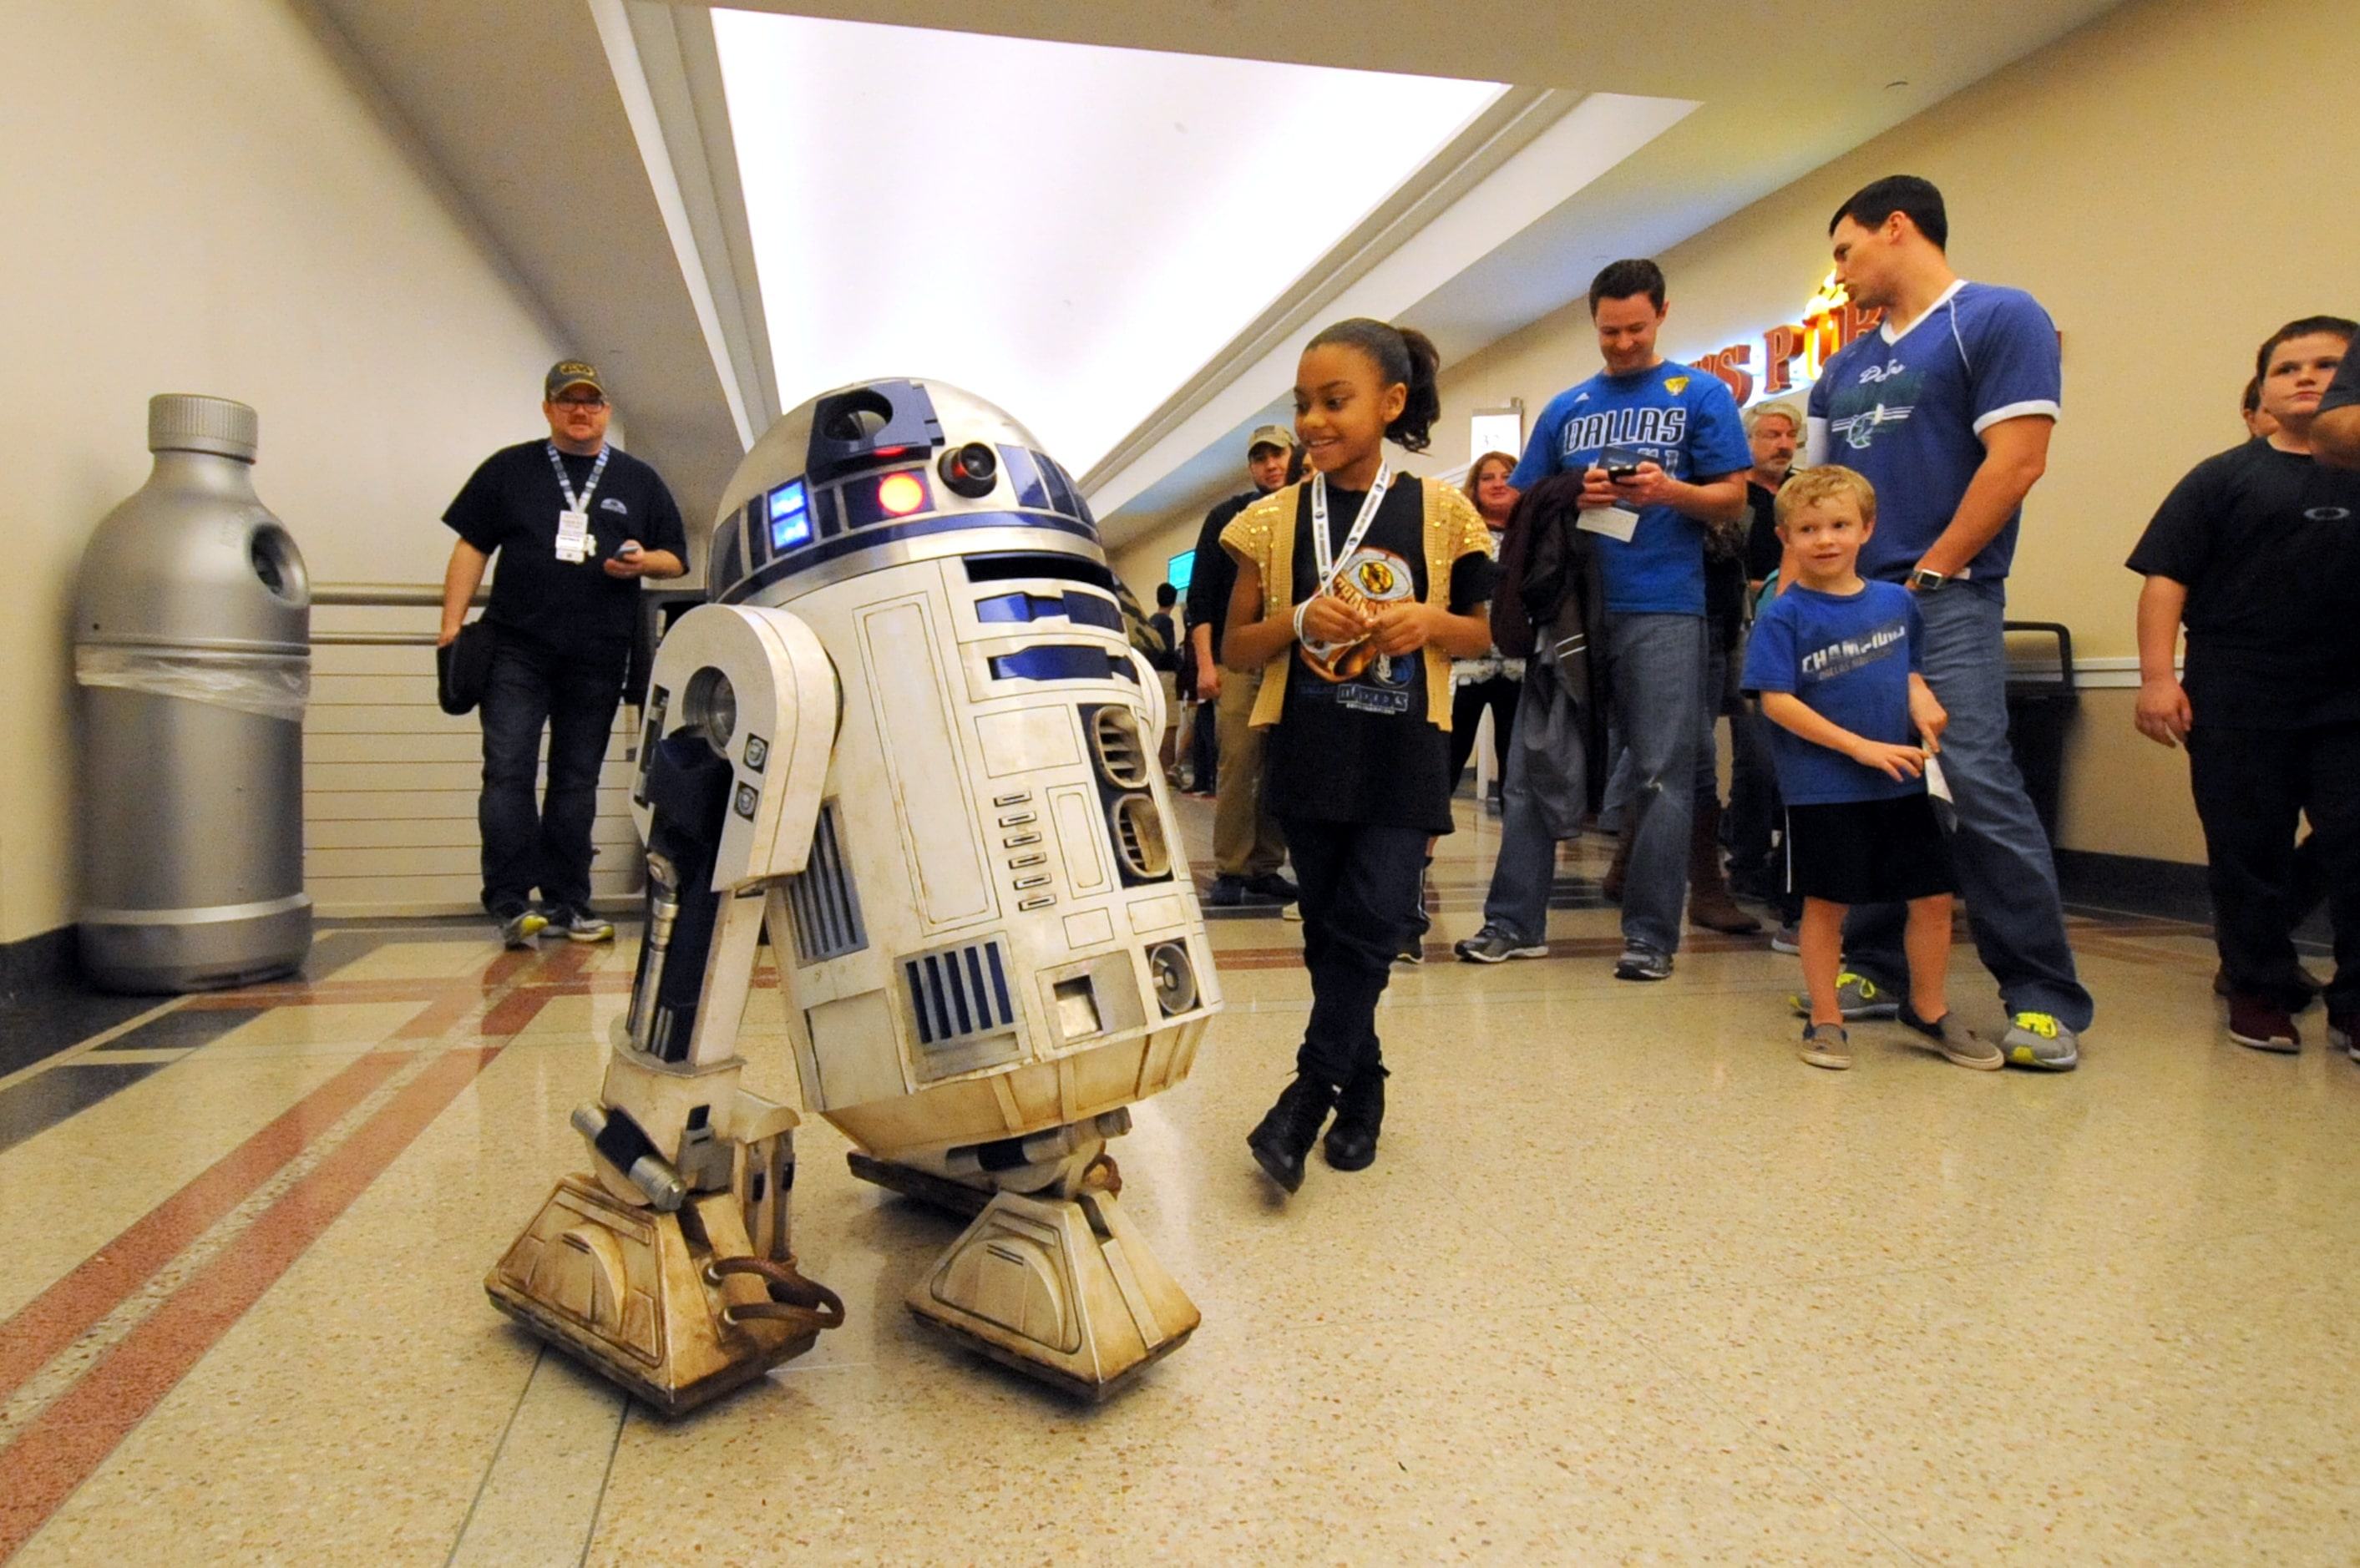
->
<box><xmin>1185</xmin><ymin>424</ymin><xmax>1299</xmax><ymax>905</ymax></box>
<box><xmin>438</xmin><ymin>361</ymin><xmax>688</xmax><ymax>947</ymax></box>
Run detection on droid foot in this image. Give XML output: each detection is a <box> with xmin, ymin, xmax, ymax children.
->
<box><xmin>1323</xmin><ymin>1065</ymin><xmax>1386</xmax><ymax>1171</ymax></box>
<box><xmin>1247</xmin><ymin>1075</ymin><xmax>1337</xmax><ymax>1193</ymax></box>
<box><xmin>486</xmin><ymin>1176</ymin><xmax>841</xmax><ymax>1417</ymax></box>
<box><xmin>909</xmin><ymin>1188</ymin><xmax>1198</xmax><ymax>1400</ymax></box>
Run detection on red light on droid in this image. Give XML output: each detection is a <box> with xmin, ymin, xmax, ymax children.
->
<box><xmin>877</xmin><ymin>472</ymin><xmax>926</xmax><ymax>516</ymax></box>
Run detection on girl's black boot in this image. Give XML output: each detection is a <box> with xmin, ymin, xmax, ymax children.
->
<box><xmin>1247</xmin><ymin>1075</ymin><xmax>1339</xmax><ymax>1193</ymax></box>
<box><xmin>1323</xmin><ymin>1065</ymin><xmax>1388</xmax><ymax>1171</ymax></box>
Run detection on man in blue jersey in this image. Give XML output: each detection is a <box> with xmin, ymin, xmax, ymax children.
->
<box><xmin>1456</xmin><ymin>258</ymin><xmax>1750</xmax><ymax>980</ymax></box>
<box><xmin>1804</xmin><ymin>175</ymin><xmax>2092</xmax><ymax>1069</ymax></box>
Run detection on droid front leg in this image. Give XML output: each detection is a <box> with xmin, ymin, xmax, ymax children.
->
<box><xmin>893</xmin><ymin>1110</ymin><xmax>1200</xmax><ymax>1401</ymax></box>
<box><xmin>485</xmin><ymin>605</ymin><xmax>848</xmax><ymax>1415</ymax></box>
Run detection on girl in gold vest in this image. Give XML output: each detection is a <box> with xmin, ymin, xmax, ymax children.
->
<box><xmin>1221</xmin><ymin>319</ymin><xmax>1497</xmax><ymax>1193</ymax></box>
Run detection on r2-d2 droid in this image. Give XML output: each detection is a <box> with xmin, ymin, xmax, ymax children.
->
<box><xmin>488</xmin><ymin>380</ymin><xmax>1218</xmax><ymax>1409</ymax></box>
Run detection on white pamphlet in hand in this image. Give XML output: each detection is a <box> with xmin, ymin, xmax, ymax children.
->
<box><xmin>1576</xmin><ymin>505</ymin><xmax>1641</xmax><ymax>543</ymax></box>
<box><xmin>1922</xmin><ymin>751</ymin><xmax>1958</xmax><ymax>834</ymax></box>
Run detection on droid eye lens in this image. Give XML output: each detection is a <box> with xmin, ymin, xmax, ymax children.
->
<box><xmin>938</xmin><ymin>443</ymin><xmax>999</xmax><ymax>499</ymax></box>
<box><xmin>877</xmin><ymin>472</ymin><xmax>927</xmax><ymax>515</ymax></box>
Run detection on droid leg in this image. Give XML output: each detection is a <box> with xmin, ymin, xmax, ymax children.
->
<box><xmin>487</xmin><ymin>605</ymin><xmax>847</xmax><ymax>1415</ymax></box>
<box><xmin>862</xmin><ymin>1117</ymin><xmax>1199</xmax><ymax>1399</ymax></box>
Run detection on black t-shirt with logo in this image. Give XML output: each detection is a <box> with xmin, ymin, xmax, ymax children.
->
<box><xmin>2125</xmin><ymin>438</ymin><xmax>2360</xmax><ymax>728</ymax></box>
<box><xmin>443</xmin><ymin>440</ymin><xmax>688</xmax><ymax>651</ymax></box>
<box><xmin>1264</xmin><ymin>478</ymin><xmax>1497</xmax><ymax>832</ymax></box>
<box><xmin>1744</xmin><ymin>479</ymin><xmax>1785</xmax><ymax>583</ymax></box>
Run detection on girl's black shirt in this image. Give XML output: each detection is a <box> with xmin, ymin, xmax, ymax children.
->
<box><xmin>1264</xmin><ymin>478</ymin><xmax>1496</xmax><ymax>832</ymax></box>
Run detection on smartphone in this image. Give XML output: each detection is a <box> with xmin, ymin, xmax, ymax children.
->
<box><xmin>1600</xmin><ymin>444</ymin><xmax>1645</xmax><ymax>480</ymax></box>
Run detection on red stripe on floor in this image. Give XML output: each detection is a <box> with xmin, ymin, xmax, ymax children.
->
<box><xmin>0</xmin><ymin>1048</ymin><xmax>415</xmax><ymax>1407</ymax></box>
<box><xmin>0</xmin><ymin>1045</ymin><xmax>504</xmax><ymax>1563</ymax></box>
<box><xmin>479</xmin><ymin>988</ymin><xmax>551</xmax><ymax>1036</ymax></box>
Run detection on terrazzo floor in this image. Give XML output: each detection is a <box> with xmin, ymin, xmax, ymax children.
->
<box><xmin>1</xmin><ymin>795</ymin><xmax>2352</xmax><ymax>1565</ymax></box>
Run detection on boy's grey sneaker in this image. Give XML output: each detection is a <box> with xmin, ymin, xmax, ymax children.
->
<box><xmin>1455</xmin><ymin>927</ymin><xmax>1548</xmax><ymax>964</ymax></box>
<box><xmin>1613</xmin><ymin>943</ymin><xmax>1673</xmax><ymax>982</ymax></box>
<box><xmin>496</xmin><ymin>907</ymin><xmax>548</xmax><ymax>950</ymax></box>
<box><xmin>549</xmin><ymin>906</ymin><xmax>615</xmax><ymax>943</ymax></box>
<box><xmin>1899</xmin><ymin>1004</ymin><xmax>2003</xmax><ymax>1070</ymax></box>
<box><xmin>1799</xmin><ymin>1022</ymin><xmax>1851</xmax><ymax>1070</ymax></box>
<box><xmin>2001</xmin><ymin>1011</ymin><xmax>2080</xmax><ymax>1071</ymax></box>
<box><xmin>1788</xmin><ymin>971</ymin><xmax>1900</xmax><ymax>1020</ymax></box>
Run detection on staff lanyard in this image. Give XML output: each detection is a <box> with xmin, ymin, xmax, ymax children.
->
<box><xmin>546</xmin><ymin>442</ymin><xmax>611</xmax><ymax>514</ymax></box>
<box><xmin>1308</xmin><ymin>463</ymin><xmax>1392</xmax><ymax>598</ymax></box>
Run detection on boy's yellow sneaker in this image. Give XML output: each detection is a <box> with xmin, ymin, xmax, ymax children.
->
<box><xmin>1787</xmin><ymin>971</ymin><xmax>1900</xmax><ymax>1021</ymax></box>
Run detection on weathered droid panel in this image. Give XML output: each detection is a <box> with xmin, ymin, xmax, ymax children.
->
<box><xmin>489</xmin><ymin>380</ymin><xmax>1218</xmax><ymax>1406</ymax></box>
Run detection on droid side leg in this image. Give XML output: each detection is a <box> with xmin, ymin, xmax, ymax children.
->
<box><xmin>486</xmin><ymin>604</ymin><xmax>847</xmax><ymax>1416</ymax></box>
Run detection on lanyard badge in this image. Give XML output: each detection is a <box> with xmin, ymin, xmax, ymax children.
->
<box><xmin>1299</xmin><ymin>465</ymin><xmax>1399</xmax><ymax>682</ymax></box>
<box><xmin>548</xmin><ymin>443</ymin><xmax>611</xmax><ymax>564</ymax></box>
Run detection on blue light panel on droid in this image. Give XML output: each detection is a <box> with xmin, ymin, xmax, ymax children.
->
<box><xmin>768</xmin><ymin>481</ymin><xmax>812</xmax><ymax>550</ymax></box>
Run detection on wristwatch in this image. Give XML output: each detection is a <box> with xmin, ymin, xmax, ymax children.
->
<box><xmin>1908</xmin><ymin>567</ymin><xmax>1949</xmax><ymax>594</ymax></box>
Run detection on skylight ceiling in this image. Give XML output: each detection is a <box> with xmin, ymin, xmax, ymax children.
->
<box><xmin>714</xmin><ymin>10</ymin><xmax>1502</xmax><ymax>472</ymax></box>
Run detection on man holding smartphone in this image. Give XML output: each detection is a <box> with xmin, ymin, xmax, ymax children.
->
<box><xmin>439</xmin><ymin>361</ymin><xmax>687</xmax><ymax>948</ymax></box>
<box><xmin>1457</xmin><ymin>259</ymin><xmax>1749</xmax><ymax>980</ymax></box>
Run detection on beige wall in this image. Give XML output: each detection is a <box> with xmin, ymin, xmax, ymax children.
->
<box><xmin>1434</xmin><ymin>0</ymin><xmax>2360</xmax><ymax>865</ymax></box>
<box><xmin>2</xmin><ymin>0</ymin><xmax>568</xmax><ymax>943</ymax></box>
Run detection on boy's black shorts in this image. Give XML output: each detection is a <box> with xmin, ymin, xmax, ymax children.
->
<box><xmin>1785</xmin><ymin>794</ymin><xmax>1955</xmax><ymax>905</ymax></box>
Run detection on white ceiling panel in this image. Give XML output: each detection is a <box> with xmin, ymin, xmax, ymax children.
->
<box><xmin>713</xmin><ymin>8</ymin><xmax>1502</xmax><ymax>469</ymax></box>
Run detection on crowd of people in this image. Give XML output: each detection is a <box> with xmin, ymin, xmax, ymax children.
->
<box><xmin>1152</xmin><ymin>174</ymin><xmax>2357</xmax><ymax>1193</ymax></box>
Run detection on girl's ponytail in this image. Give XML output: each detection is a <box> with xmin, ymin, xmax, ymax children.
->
<box><xmin>1305</xmin><ymin>317</ymin><xmax>1443</xmax><ymax>453</ymax></box>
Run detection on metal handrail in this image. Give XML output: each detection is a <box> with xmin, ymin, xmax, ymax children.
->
<box><xmin>310</xmin><ymin>582</ymin><xmax>484</xmax><ymax>646</ymax></box>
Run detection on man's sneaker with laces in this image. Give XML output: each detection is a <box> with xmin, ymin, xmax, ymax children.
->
<box><xmin>2001</xmin><ymin>1011</ymin><xmax>2080</xmax><ymax>1070</ymax></box>
<box><xmin>1455</xmin><ymin>926</ymin><xmax>1548</xmax><ymax>964</ymax></box>
<box><xmin>1769</xmin><ymin>922</ymin><xmax>1801</xmax><ymax>954</ymax></box>
<box><xmin>1899</xmin><ymin>1004</ymin><xmax>2004</xmax><ymax>1070</ymax></box>
<box><xmin>549</xmin><ymin>906</ymin><xmax>615</xmax><ymax>943</ymax></box>
<box><xmin>1799</xmin><ymin>1022</ymin><xmax>1851</xmax><ymax>1070</ymax></box>
<box><xmin>1613</xmin><ymin>943</ymin><xmax>1673</xmax><ymax>982</ymax></box>
<box><xmin>1787</xmin><ymin>971</ymin><xmax>1900</xmax><ymax>1020</ymax></box>
<box><xmin>495</xmin><ymin>906</ymin><xmax>547</xmax><ymax>950</ymax></box>
<box><xmin>2226</xmin><ymin>992</ymin><xmax>2300</xmax><ymax>1053</ymax></box>
<box><xmin>2331</xmin><ymin>1013</ymin><xmax>2356</xmax><ymax>1060</ymax></box>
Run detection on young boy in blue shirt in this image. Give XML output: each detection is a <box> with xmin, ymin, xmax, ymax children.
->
<box><xmin>1743</xmin><ymin>467</ymin><xmax>2003</xmax><ymax>1071</ymax></box>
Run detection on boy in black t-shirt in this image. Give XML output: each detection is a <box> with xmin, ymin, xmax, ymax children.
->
<box><xmin>2127</xmin><ymin>316</ymin><xmax>2360</xmax><ymax>1058</ymax></box>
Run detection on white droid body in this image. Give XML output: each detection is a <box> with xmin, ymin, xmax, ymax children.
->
<box><xmin>489</xmin><ymin>381</ymin><xmax>1217</xmax><ymax>1406</ymax></box>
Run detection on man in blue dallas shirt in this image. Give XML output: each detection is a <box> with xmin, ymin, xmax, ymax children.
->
<box><xmin>1803</xmin><ymin>175</ymin><xmax>2092</xmax><ymax>1069</ymax></box>
<box><xmin>1459</xmin><ymin>258</ymin><xmax>1750</xmax><ymax>981</ymax></box>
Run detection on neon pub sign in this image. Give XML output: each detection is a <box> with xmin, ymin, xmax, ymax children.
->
<box><xmin>1686</xmin><ymin>272</ymin><xmax>1883</xmax><ymax>407</ymax></box>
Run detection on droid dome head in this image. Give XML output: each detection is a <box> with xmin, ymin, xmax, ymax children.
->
<box><xmin>710</xmin><ymin>380</ymin><xmax>1103</xmax><ymax>607</ymax></box>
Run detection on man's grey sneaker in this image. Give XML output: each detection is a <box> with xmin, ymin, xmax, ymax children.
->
<box><xmin>1613</xmin><ymin>943</ymin><xmax>1673</xmax><ymax>982</ymax></box>
<box><xmin>549</xmin><ymin>906</ymin><xmax>615</xmax><ymax>943</ymax></box>
<box><xmin>1455</xmin><ymin>927</ymin><xmax>1548</xmax><ymax>964</ymax></box>
<box><xmin>1899</xmin><ymin>1004</ymin><xmax>2003</xmax><ymax>1070</ymax></box>
<box><xmin>1770</xmin><ymin>922</ymin><xmax>1801</xmax><ymax>954</ymax></box>
<box><xmin>1799</xmin><ymin>1022</ymin><xmax>1851</xmax><ymax>1070</ymax></box>
<box><xmin>1788</xmin><ymin>971</ymin><xmax>1900</xmax><ymax>1020</ymax></box>
<box><xmin>497</xmin><ymin>908</ymin><xmax>548</xmax><ymax>950</ymax></box>
<box><xmin>2001</xmin><ymin>1011</ymin><xmax>2080</xmax><ymax>1071</ymax></box>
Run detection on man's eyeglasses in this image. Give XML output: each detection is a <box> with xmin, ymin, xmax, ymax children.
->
<box><xmin>555</xmin><ymin>395</ymin><xmax>608</xmax><ymax>409</ymax></box>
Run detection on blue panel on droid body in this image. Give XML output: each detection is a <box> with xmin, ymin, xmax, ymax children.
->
<box><xmin>767</xmin><ymin>481</ymin><xmax>812</xmax><ymax>552</ymax></box>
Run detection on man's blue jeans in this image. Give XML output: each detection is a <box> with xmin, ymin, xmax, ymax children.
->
<box><xmin>1486</xmin><ymin>612</ymin><xmax>1702</xmax><ymax>955</ymax></box>
<box><xmin>479</xmin><ymin>631</ymin><xmax>629</xmax><ymax>915</ymax></box>
<box><xmin>1842</xmin><ymin>582</ymin><xmax>2093</xmax><ymax>1029</ymax></box>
